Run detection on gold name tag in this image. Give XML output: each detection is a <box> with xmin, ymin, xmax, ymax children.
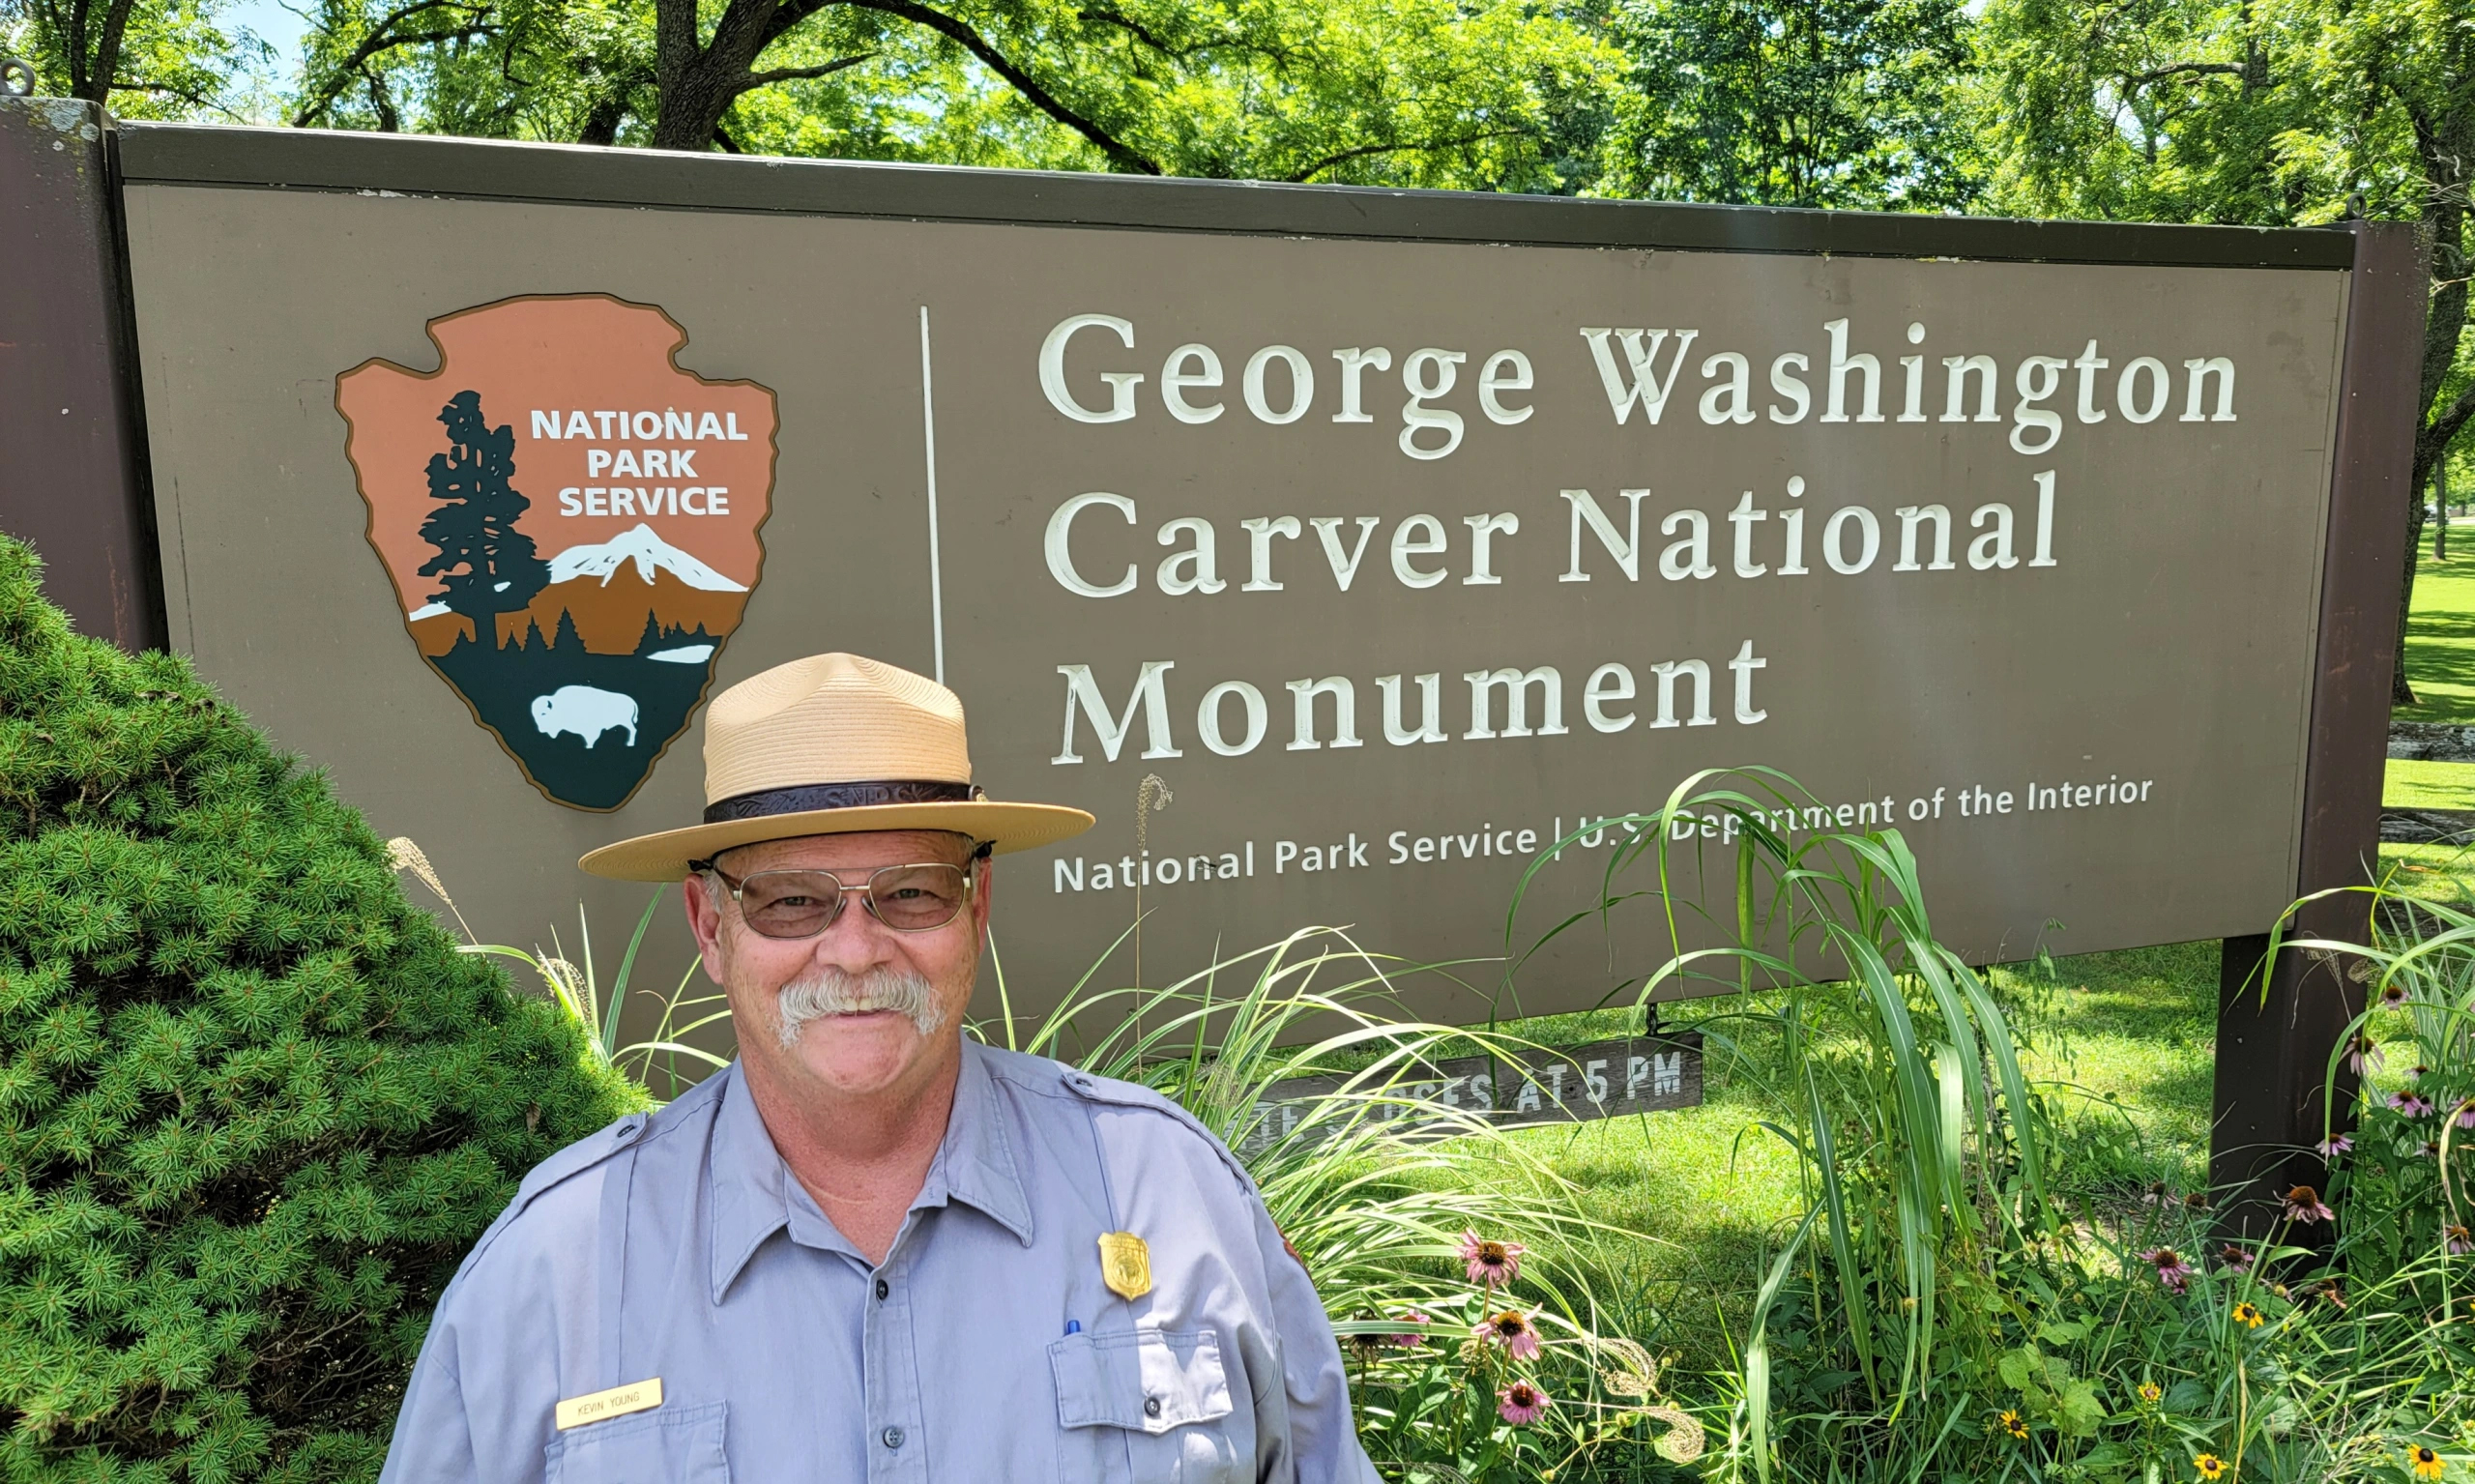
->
<box><xmin>555</xmin><ymin>1378</ymin><xmax>663</xmax><ymax>1431</ymax></box>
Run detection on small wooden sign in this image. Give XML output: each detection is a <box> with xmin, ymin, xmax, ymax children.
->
<box><xmin>1238</xmin><ymin>1033</ymin><xmax>1703</xmax><ymax>1153</ymax></box>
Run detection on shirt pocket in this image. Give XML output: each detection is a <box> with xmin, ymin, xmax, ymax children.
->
<box><xmin>1050</xmin><ymin>1327</ymin><xmax>1247</xmax><ymax>1484</ymax></box>
<box><xmin>543</xmin><ymin>1401</ymin><xmax>730</xmax><ymax>1484</ymax></box>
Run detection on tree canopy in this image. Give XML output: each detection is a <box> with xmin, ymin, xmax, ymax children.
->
<box><xmin>1</xmin><ymin>0</ymin><xmax>2468</xmax><ymax>693</ymax></box>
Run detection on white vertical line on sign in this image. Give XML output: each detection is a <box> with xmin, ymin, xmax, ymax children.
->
<box><xmin>918</xmin><ymin>305</ymin><xmax>946</xmax><ymax>684</ymax></box>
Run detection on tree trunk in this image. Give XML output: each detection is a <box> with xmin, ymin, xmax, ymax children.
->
<box><xmin>646</xmin><ymin>0</ymin><xmax>782</xmax><ymax>150</ymax></box>
<box><xmin>2441</xmin><ymin>459</ymin><xmax>2453</xmax><ymax>562</ymax></box>
<box><xmin>2397</xmin><ymin>495</ymin><xmax>2427</xmax><ymax>707</ymax></box>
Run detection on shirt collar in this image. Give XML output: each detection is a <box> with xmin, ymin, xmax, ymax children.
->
<box><xmin>709</xmin><ymin>1041</ymin><xmax>1034</xmax><ymax>1303</ymax></box>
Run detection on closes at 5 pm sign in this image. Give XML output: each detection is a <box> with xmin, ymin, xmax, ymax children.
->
<box><xmin>120</xmin><ymin>147</ymin><xmax>2344</xmax><ymax>1020</ymax></box>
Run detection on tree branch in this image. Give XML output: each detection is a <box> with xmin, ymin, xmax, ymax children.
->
<box><xmin>731</xmin><ymin>51</ymin><xmax>872</xmax><ymax>96</ymax></box>
<box><xmin>2126</xmin><ymin>62</ymin><xmax>2243</xmax><ymax>88</ymax></box>
<box><xmin>1284</xmin><ymin>128</ymin><xmax>1531</xmax><ymax>184</ymax></box>
<box><xmin>292</xmin><ymin>0</ymin><xmax>494</xmax><ymax>127</ymax></box>
<box><xmin>839</xmin><ymin>0</ymin><xmax>1160</xmax><ymax>173</ymax></box>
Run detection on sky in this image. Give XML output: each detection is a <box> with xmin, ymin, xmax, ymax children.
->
<box><xmin>225</xmin><ymin>0</ymin><xmax>310</xmax><ymax>73</ymax></box>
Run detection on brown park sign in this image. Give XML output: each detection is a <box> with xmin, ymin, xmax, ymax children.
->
<box><xmin>60</xmin><ymin>124</ymin><xmax>2404</xmax><ymax>1055</ymax></box>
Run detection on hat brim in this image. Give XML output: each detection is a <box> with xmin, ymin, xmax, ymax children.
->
<box><xmin>578</xmin><ymin>800</ymin><xmax>1096</xmax><ymax>882</ymax></box>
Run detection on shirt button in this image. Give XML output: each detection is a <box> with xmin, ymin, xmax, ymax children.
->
<box><xmin>1144</xmin><ymin>1396</ymin><xmax>1162</xmax><ymax>1418</ymax></box>
<box><xmin>882</xmin><ymin>1426</ymin><xmax>905</xmax><ymax>1450</ymax></box>
<box><xmin>875</xmin><ymin>1278</ymin><xmax>889</xmax><ymax>1300</ymax></box>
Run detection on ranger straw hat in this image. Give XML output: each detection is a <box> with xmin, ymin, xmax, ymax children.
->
<box><xmin>579</xmin><ymin>653</ymin><xmax>1093</xmax><ymax>881</ymax></box>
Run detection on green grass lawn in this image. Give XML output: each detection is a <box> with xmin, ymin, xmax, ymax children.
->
<box><xmin>2398</xmin><ymin>518</ymin><xmax>2475</xmax><ymax>724</ymax></box>
<box><xmin>2386</xmin><ymin>756</ymin><xmax>2475</xmax><ymax>808</ymax></box>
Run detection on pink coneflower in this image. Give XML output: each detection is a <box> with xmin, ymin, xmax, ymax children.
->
<box><xmin>2420</xmin><ymin>1139</ymin><xmax>2444</xmax><ymax>1159</ymax></box>
<box><xmin>1459</xmin><ymin>1231</ymin><xmax>1526</xmax><ymax>1288</ymax></box>
<box><xmin>2456</xmin><ymin>1100</ymin><xmax>2475</xmax><ymax>1130</ymax></box>
<box><xmin>2447</xmin><ymin>1224</ymin><xmax>2474</xmax><ymax>1256</ymax></box>
<box><xmin>2218</xmin><ymin>1242</ymin><xmax>2256</xmax><ymax>1272</ymax></box>
<box><xmin>1474</xmin><ymin>1309</ymin><xmax>1543</xmax><ymax>1359</ymax></box>
<box><xmin>2380</xmin><ymin>980</ymin><xmax>2409</xmax><ymax>1007</ymax></box>
<box><xmin>2391</xmin><ymin>1091</ymin><xmax>2435</xmax><ymax>1118</ymax></box>
<box><xmin>2350</xmin><ymin>1037</ymin><xmax>2384</xmax><ymax>1075</ymax></box>
<box><xmin>2139</xmin><ymin>1247</ymin><xmax>2197</xmax><ymax>1294</ymax></box>
<box><xmin>1497</xmin><ymin>1380</ymin><xmax>1550</xmax><ymax>1425</ymax></box>
<box><xmin>1391</xmin><ymin>1309</ymin><xmax>1431</xmax><ymax>1347</ymax></box>
<box><xmin>2315</xmin><ymin>1133</ymin><xmax>2354</xmax><ymax>1158</ymax></box>
<box><xmin>2283</xmin><ymin>1184</ymin><xmax>2336</xmax><ymax>1224</ymax></box>
<box><xmin>2414</xmin><ymin>1064</ymin><xmax>2432</xmax><ymax>1083</ymax></box>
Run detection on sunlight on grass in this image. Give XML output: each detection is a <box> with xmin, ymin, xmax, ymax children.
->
<box><xmin>2384</xmin><ymin>756</ymin><xmax>2475</xmax><ymax>809</ymax></box>
<box><xmin>2399</xmin><ymin>520</ymin><xmax>2475</xmax><ymax>724</ymax></box>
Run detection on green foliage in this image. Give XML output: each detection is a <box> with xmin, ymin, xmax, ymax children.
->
<box><xmin>0</xmin><ymin>538</ymin><xmax>640</xmax><ymax>1482</ymax></box>
<box><xmin>0</xmin><ymin>0</ymin><xmax>261</xmax><ymax>115</ymax></box>
<box><xmin>1587</xmin><ymin>0</ymin><xmax>1985</xmax><ymax>209</ymax></box>
<box><xmin>1498</xmin><ymin>771</ymin><xmax>2475</xmax><ymax>1482</ymax></box>
<box><xmin>286</xmin><ymin>0</ymin><xmax>1616</xmax><ymax>188</ymax></box>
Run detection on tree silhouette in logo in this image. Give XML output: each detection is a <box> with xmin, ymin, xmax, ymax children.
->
<box><xmin>419</xmin><ymin>391</ymin><xmax>548</xmax><ymax>628</ymax></box>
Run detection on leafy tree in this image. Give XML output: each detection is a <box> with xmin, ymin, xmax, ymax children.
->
<box><xmin>289</xmin><ymin>0</ymin><xmax>1615</xmax><ymax>189</ymax></box>
<box><xmin>1976</xmin><ymin>0</ymin><xmax>2472</xmax><ymax>703</ymax></box>
<box><xmin>0</xmin><ymin>535</ymin><xmax>637</xmax><ymax>1480</ymax></box>
<box><xmin>416</xmin><ymin>391</ymin><xmax>549</xmax><ymax>626</ymax></box>
<box><xmin>0</xmin><ymin>0</ymin><xmax>259</xmax><ymax>114</ymax></box>
<box><xmin>1583</xmin><ymin>0</ymin><xmax>1985</xmax><ymax>210</ymax></box>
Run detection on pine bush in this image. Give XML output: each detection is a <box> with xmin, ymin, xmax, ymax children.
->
<box><xmin>0</xmin><ymin>538</ymin><xmax>641</xmax><ymax>1480</ymax></box>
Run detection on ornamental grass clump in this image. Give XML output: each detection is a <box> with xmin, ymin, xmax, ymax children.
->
<box><xmin>0</xmin><ymin>538</ymin><xmax>640</xmax><ymax>1481</ymax></box>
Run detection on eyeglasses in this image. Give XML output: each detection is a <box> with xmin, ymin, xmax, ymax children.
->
<box><xmin>700</xmin><ymin>859</ymin><xmax>979</xmax><ymax>938</ymax></box>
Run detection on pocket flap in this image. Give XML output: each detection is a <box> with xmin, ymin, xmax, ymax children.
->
<box><xmin>1049</xmin><ymin>1327</ymin><xmax>1234</xmax><ymax>1435</ymax></box>
<box><xmin>544</xmin><ymin>1400</ymin><xmax>730</xmax><ymax>1482</ymax></box>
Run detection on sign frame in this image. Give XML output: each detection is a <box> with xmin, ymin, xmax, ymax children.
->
<box><xmin>0</xmin><ymin>99</ymin><xmax>2423</xmax><ymax>1226</ymax></box>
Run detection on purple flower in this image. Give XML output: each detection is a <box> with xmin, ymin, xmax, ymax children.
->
<box><xmin>2379</xmin><ymin>980</ymin><xmax>2409</xmax><ymax>1007</ymax></box>
<box><xmin>2390</xmin><ymin>1091</ymin><xmax>2435</xmax><ymax>1118</ymax></box>
<box><xmin>2316</xmin><ymin>1133</ymin><xmax>2354</xmax><ymax>1158</ymax></box>
<box><xmin>2350</xmin><ymin>1037</ymin><xmax>2384</xmax><ymax>1076</ymax></box>
<box><xmin>2456</xmin><ymin>1100</ymin><xmax>2475</xmax><ymax>1131</ymax></box>
<box><xmin>2217</xmin><ymin>1242</ymin><xmax>2256</xmax><ymax>1272</ymax></box>
<box><xmin>1475</xmin><ymin>1310</ymin><xmax>1543</xmax><ymax>1359</ymax></box>
<box><xmin>1458</xmin><ymin>1231</ymin><xmax>1526</xmax><ymax>1288</ymax></box>
<box><xmin>2139</xmin><ymin>1246</ymin><xmax>2196</xmax><ymax>1294</ymax></box>
<box><xmin>1390</xmin><ymin>1310</ymin><xmax>1431</xmax><ymax>1347</ymax></box>
<box><xmin>2448</xmin><ymin>1224</ymin><xmax>2474</xmax><ymax>1256</ymax></box>
<box><xmin>2283</xmin><ymin>1184</ymin><xmax>2336</xmax><ymax>1224</ymax></box>
<box><xmin>1497</xmin><ymin>1381</ymin><xmax>1550</xmax><ymax>1425</ymax></box>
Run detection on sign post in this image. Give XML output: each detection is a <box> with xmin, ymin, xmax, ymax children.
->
<box><xmin>2209</xmin><ymin>220</ymin><xmax>2425</xmax><ymax>1234</ymax></box>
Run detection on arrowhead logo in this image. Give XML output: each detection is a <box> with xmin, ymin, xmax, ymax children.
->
<box><xmin>335</xmin><ymin>294</ymin><xmax>777</xmax><ymax>811</ymax></box>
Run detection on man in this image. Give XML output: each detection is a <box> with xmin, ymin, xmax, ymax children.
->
<box><xmin>378</xmin><ymin>652</ymin><xmax>1380</xmax><ymax>1483</ymax></box>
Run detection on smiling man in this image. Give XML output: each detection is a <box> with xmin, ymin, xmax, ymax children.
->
<box><xmin>377</xmin><ymin>653</ymin><xmax>1378</xmax><ymax>1483</ymax></box>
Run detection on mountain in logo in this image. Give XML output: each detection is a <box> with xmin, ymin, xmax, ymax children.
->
<box><xmin>337</xmin><ymin>294</ymin><xmax>775</xmax><ymax>811</ymax></box>
<box><xmin>408</xmin><ymin>524</ymin><xmax>751</xmax><ymax>658</ymax></box>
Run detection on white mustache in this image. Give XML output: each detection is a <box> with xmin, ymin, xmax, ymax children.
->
<box><xmin>774</xmin><ymin>967</ymin><xmax>946</xmax><ymax>1047</ymax></box>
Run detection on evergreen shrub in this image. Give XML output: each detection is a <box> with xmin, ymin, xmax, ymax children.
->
<box><xmin>0</xmin><ymin>538</ymin><xmax>640</xmax><ymax>1480</ymax></box>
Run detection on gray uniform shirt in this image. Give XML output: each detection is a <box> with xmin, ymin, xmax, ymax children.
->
<box><xmin>377</xmin><ymin>1039</ymin><xmax>1381</xmax><ymax>1483</ymax></box>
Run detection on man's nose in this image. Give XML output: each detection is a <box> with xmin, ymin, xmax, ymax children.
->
<box><xmin>801</xmin><ymin>887</ymin><xmax>904</xmax><ymax>975</ymax></box>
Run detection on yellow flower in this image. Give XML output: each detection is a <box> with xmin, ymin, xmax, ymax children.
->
<box><xmin>2194</xmin><ymin>1454</ymin><xmax>2228</xmax><ymax>1481</ymax></box>
<box><xmin>1995</xmin><ymin>1409</ymin><xmax>2028</xmax><ymax>1440</ymax></box>
<box><xmin>2409</xmin><ymin>1445</ymin><xmax>2445</xmax><ymax>1480</ymax></box>
<box><xmin>2231</xmin><ymin>1301</ymin><xmax>2264</xmax><ymax>1328</ymax></box>
<box><xmin>2139</xmin><ymin>1382</ymin><xmax>2164</xmax><ymax>1404</ymax></box>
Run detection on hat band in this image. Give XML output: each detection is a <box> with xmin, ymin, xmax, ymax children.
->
<box><xmin>702</xmin><ymin>778</ymin><xmax>982</xmax><ymax>824</ymax></box>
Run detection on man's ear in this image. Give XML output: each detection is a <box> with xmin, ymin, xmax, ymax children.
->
<box><xmin>684</xmin><ymin>872</ymin><xmax>730</xmax><ymax>987</ymax></box>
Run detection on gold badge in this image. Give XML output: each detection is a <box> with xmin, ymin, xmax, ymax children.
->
<box><xmin>1098</xmin><ymin>1232</ymin><xmax>1152</xmax><ymax>1300</ymax></box>
<box><xmin>554</xmin><ymin>1378</ymin><xmax>663</xmax><ymax>1431</ymax></box>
